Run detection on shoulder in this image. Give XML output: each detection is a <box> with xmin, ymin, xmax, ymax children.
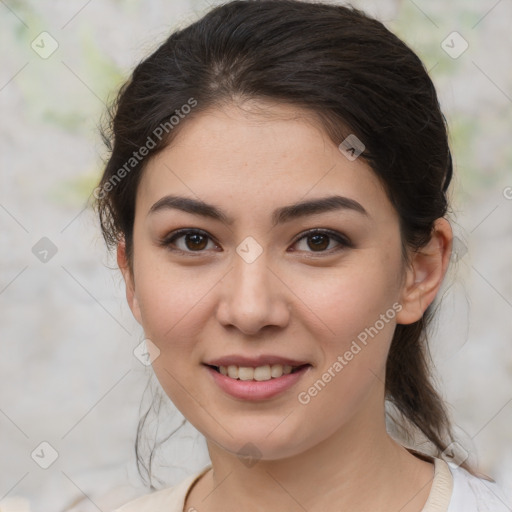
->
<box><xmin>447</xmin><ymin>463</ymin><xmax>512</xmax><ymax>512</ymax></box>
<box><xmin>110</xmin><ymin>466</ymin><xmax>211</xmax><ymax>512</ymax></box>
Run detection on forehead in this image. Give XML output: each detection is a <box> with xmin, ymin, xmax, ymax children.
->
<box><xmin>137</xmin><ymin>101</ymin><xmax>391</xmax><ymax>220</ymax></box>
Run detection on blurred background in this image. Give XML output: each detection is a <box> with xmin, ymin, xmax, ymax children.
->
<box><xmin>1</xmin><ymin>0</ymin><xmax>511</xmax><ymax>510</ymax></box>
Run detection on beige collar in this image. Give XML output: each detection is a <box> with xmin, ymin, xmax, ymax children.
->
<box><xmin>404</xmin><ymin>449</ymin><xmax>454</xmax><ymax>512</ymax></box>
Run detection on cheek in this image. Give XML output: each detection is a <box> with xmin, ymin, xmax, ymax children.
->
<box><xmin>132</xmin><ymin>257</ymin><xmax>214</xmax><ymax>355</ymax></box>
<box><xmin>291</xmin><ymin>251</ymin><xmax>402</xmax><ymax>405</ymax></box>
<box><xmin>132</xmin><ymin>262</ymin><xmax>212</xmax><ymax>415</ymax></box>
<box><xmin>293</xmin><ymin>295</ymin><xmax>398</xmax><ymax>450</ymax></box>
<box><xmin>290</xmin><ymin>253</ymin><xmax>402</xmax><ymax>344</ymax></box>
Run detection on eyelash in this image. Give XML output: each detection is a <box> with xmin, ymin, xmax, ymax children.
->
<box><xmin>159</xmin><ymin>228</ymin><xmax>352</xmax><ymax>256</ymax></box>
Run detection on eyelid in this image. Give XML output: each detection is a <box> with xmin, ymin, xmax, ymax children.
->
<box><xmin>159</xmin><ymin>228</ymin><xmax>221</xmax><ymax>254</ymax></box>
<box><xmin>291</xmin><ymin>228</ymin><xmax>352</xmax><ymax>250</ymax></box>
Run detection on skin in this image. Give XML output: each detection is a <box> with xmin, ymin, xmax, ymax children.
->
<box><xmin>118</xmin><ymin>100</ymin><xmax>453</xmax><ymax>512</ymax></box>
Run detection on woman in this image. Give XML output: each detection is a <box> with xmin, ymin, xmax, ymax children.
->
<box><xmin>95</xmin><ymin>1</ymin><xmax>511</xmax><ymax>510</ymax></box>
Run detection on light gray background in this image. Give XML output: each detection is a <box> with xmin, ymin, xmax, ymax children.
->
<box><xmin>1</xmin><ymin>0</ymin><xmax>511</xmax><ymax>510</ymax></box>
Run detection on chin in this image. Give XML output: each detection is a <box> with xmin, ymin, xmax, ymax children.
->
<box><xmin>205</xmin><ymin>419</ymin><xmax>321</xmax><ymax>463</ymax></box>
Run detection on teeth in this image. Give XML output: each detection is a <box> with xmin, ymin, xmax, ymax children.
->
<box><xmin>217</xmin><ymin>364</ymin><xmax>296</xmax><ymax>381</ymax></box>
<box><xmin>238</xmin><ymin>366</ymin><xmax>254</xmax><ymax>381</ymax></box>
<box><xmin>254</xmin><ymin>365</ymin><xmax>271</xmax><ymax>381</ymax></box>
<box><xmin>270</xmin><ymin>365</ymin><xmax>282</xmax><ymax>378</ymax></box>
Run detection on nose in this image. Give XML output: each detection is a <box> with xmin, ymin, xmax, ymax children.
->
<box><xmin>215</xmin><ymin>248</ymin><xmax>291</xmax><ymax>336</ymax></box>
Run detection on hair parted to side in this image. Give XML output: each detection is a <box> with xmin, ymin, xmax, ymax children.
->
<box><xmin>95</xmin><ymin>0</ymin><xmax>476</xmax><ymax>488</ymax></box>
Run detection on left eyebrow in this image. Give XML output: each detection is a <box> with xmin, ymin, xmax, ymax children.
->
<box><xmin>273</xmin><ymin>195</ymin><xmax>368</xmax><ymax>225</ymax></box>
<box><xmin>148</xmin><ymin>194</ymin><xmax>369</xmax><ymax>226</ymax></box>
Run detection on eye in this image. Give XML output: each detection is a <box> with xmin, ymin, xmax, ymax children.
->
<box><xmin>291</xmin><ymin>229</ymin><xmax>352</xmax><ymax>254</ymax></box>
<box><xmin>160</xmin><ymin>228</ymin><xmax>351</xmax><ymax>255</ymax></box>
<box><xmin>160</xmin><ymin>229</ymin><xmax>220</xmax><ymax>254</ymax></box>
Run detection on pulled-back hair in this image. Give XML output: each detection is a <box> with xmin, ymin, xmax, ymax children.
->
<box><xmin>95</xmin><ymin>0</ymin><xmax>476</xmax><ymax>487</ymax></box>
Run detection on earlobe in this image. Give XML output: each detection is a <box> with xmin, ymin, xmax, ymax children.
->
<box><xmin>395</xmin><ymin>218</ymin><xmax>453</xmax><ymax>325</ymax></box>
<box><xmin>117</xmin><ymin>240</ymin><xmax>143</xmax><ymax>325</ymax></box>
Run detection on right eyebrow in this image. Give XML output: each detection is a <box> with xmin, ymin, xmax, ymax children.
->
<box><xmin>148</xmin><ymin>195</ymin><xmax>233</xmax><ymax>224</ymax></box>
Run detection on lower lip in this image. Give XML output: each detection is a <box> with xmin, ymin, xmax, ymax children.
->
<box><xmin>205</xmin><ymin>365</ymin><xmax>311</xmax><ymax>401</ymax></box>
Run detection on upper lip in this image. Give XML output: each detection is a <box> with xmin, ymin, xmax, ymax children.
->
<box><xmin>204</xmin><ymin>355</ymin><xmax>310</xmax><ymax>368</ymax></box>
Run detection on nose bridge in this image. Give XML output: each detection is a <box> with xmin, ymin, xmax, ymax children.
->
<box><xmin>216</xmin><ymin>239</ymin><xmax>289</xmax><ymax>333</ymax></box>
<box><xmin>234</xmin><ymin>244</ymin><xmax>271</xmax><ymax>295</ymax></box>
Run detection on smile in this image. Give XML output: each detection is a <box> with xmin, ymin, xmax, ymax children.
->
<box><xmin>204</xmin><ymin>363</ymin><xmax>312</xmax><ymax>401</ymax></box>
<box><xmin>209</xmin><ymin>363</ymin><xmax>307</xmax><ymax>381</ymax></box>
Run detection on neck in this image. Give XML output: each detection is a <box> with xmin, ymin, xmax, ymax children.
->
<box><xmin>191</xmin><ymin>396</ymin><xmax>435</xmax><ymax>512</ymax></box>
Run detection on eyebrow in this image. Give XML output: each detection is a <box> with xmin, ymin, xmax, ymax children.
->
<box><xmin>148</xmin><ymin>194</ymin><xmax>368</xmax><ymax>226</ymax></box>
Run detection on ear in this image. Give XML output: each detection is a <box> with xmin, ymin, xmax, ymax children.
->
<box><xmin>395</xmin><ymin>218</ymin><xmax>453</xmax><ymax>325</ymax></box>
<box><xmin>117</xmin><ymin>239</ymin><xmax>143</xmax><ymax>325</ymax></box>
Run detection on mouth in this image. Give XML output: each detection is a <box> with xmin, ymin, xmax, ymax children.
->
<box><xmin>202</xmin><ymin>355</ymin><xmax>312</xmax><ymax>400</ymax></box>
<box><xmin>204</xmin><ymin>362</ymin><xmax>312</xmax><ymax>401</ymax></box>
<box><xmin>205</xmin><ymin>363</ymin><xmax>311</xmax><ymax>382</ymax></box>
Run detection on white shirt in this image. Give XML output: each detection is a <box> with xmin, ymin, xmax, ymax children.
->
<box><xmin>447</xmin><ymin>462</ymin><xmax>511</xmax><ymax>511</ymax></box>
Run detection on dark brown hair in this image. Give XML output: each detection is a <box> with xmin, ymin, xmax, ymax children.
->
<box><xmin>96</xmin><ymin>0</ymin><xmax>478</xmax><ymax>488</ymax></box>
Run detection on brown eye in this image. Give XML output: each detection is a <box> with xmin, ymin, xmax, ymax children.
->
<box><xmin>307</xmin><ymin>233</ymin><xmax>330</xmax><ymax>251</ymax></box>
<box><xmin>161</xmin><ymin>229</ymin><xmax>219</xmax><ymax>253</ymax></box>
<box><xmin>292</xmin><ymin>229</ymin><xmax>351</xmax><ymax>254</ymax></box>
<box><xmin>184</xmin><ymin>232</ymin><xmax>208</xmax><ymax>250</ymax></box>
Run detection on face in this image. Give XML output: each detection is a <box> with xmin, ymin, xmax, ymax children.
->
<box><xmin>119</xmin><ymin>101</ymin><xmax>438</xmax><ymax>461</ymax></box>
